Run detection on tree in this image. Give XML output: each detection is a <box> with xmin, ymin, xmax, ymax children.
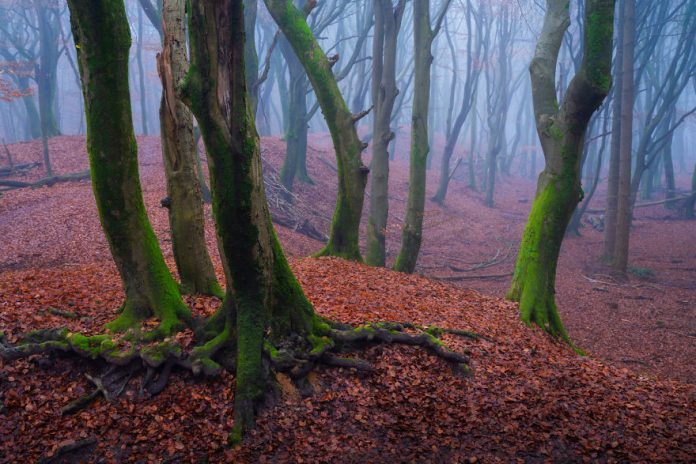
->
<box><xmin>67</xmin><ymin>0</ymin><xmax>190</xmax><ymax>335</ymax></box>
<box><xmin>393</xmin><ymin>0</ymin><xmax>451</xmax><ymax>273</ymax></box>
<box><xmin>157</xmin><ymin>0</ymin><xmax>221</xmax><ymax>296</ymax></box>
<box><xmin>366</xmin><ymin>0</ymin><xmax>406</xmax><ymax>267</ymax></box>
<box><xmin>264</xmin><ymin>0</ymin><xmax>369</xmax><ymax>261</ymax></box>
<box><xmin>612</xmin><ymin>0</ymin><xmax>635</xmax><ymax>273</ymax></box>
<box><xmin>507</xmin><ymin>0</ymin><xmax>615</xmax><ymax>341</ymax></box>
<box><xmin>431</xmin><ymin>0</ymin><xmax>483</xmax><ymax>205</ymax></box>
<box><xmin>478</xmin><ymin>2</ymin><xmax>519</xmax><ymax>208</ymax></box>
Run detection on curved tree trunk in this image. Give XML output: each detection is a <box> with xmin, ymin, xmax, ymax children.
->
<box><xmin>508</xmin><ymin>0</ymin><xmax>615</xmax><ymax>342</ymax></box>
<box><xmin>157</xmin><ymin>0</ymin><xmax>221</xmax><ymax>296</ymax></box>
<box><xmin>67</xmin><ymin>0</ymin><xmax>190</xmax><ymax>336</ymax></box>
<box><xmin>264</xmin><ymin>0</ymin><xmax>369</xmax><ymax>261</ymax></box>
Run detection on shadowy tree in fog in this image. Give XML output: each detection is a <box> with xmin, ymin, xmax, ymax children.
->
<box><xmin>431</xmin><ymin>0</ymin><xmax>483</xmax><ymax>205</ymax></box>
<box><xmin>0</xmin><ymin>1</ymin><xmax>63</xmax><ymax>155</ymax></box>
<box><xmin>508</xmin><ymin>0</ymin><xmax>615</xmax><ymax>341</ymax></box>
<box><xmin>394</xmin><ymin>0</ymin><xmax>451</xmax><ymax>274</ymax></box>
<box><xmin>604</xmin><ymin>0</ymin><xmax>696</xmax><ymax>271</ymax></box>
<box><xmin>481</xmin><ymin>2</ymin><xmax>518</xmax><ymax>208</ymax></box>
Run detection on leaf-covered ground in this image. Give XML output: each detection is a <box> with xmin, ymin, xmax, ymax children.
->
<box><xmin>0</xmin><ymin>135</ymin><xmax>695</xmax><ymax>462</ymax></box>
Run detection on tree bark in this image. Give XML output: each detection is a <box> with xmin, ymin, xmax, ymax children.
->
<box><xmin>264</xmin><ymin>0</ymin><xmax>369</xmax><ymax>261</ymax></box>
<box><xmin>157</xmin><ymin>0</ymin><xmax>221</xmax><ymax>296</ymax></box>
<box><xmin>366</xmin><ymin>0</ymin><xmax>404</xmax><ymax>267</ymax></box>
<box><xmin>67</xmin><ymin>0</ymin><xmax>190</xmax><ymax>336</ymax></box>
<box><xmin>508</xmin><ymin>0</ymin><xmax>615</xmax><ymax>341</ymax></box>
<box><xmin>602</xmin><ymin>0</ymin><xmax>624</xmax><ymax>259</ymax></box>
<box><xmin>612</xmin><ymin>0</ymin><xmax>635</xmax><ymax>273</ymax></box>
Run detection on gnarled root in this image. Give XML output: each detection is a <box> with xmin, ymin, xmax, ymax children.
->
<box><xmin>263</xmin><ymin>321</ymin><xmax>477</xmax><ymax>386</ymax></box>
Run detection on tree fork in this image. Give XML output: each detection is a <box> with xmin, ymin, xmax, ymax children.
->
<box><xmin>508</xmin><ymin>0</ymin><xmax>615</xmax><ymax>342</ymax></box>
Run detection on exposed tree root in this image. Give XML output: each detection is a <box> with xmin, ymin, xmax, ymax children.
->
<box><xmin>1</xmin><ymin>320</ymin><xmax>483</xmax><ymax>434</ymax></box>
<box><xmin>0</xmin><ymin>170</ymin><xmax>90</xmax><ymax>192</ymax></box>
<box><xmin>37</xmin><ymin>437</ymin><xmax>97</xmax><ymax>464</ymax></box>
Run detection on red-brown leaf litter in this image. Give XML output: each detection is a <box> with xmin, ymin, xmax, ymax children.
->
<box><xmin>0</xmin><ymin>135</ymin><xmax>694</xmax><ymax>462</ymax></box>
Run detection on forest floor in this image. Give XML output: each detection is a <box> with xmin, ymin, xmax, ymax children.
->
<box><xmin>0</xmin><ymin>135</ymin><xmax>694</xmax><ymax>462</ymax></box>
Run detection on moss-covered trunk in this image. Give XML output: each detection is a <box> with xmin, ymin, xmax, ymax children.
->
<box><xmin>183</xmin><ymin>0</ymin><xmax>324</xmax><ymax>440</ymax></box>
<box><xmin>265</xmin><ymin>0</ymin><xmax>368</xmax><ymax>261</ymax></box>
<box><xmin>508</xmin><ymin>168</ymin><xmax>579</xmax><ymax>340</ymax></box>
<box><xmin>157</xmin><ymin>0</ymin><xmax>221</xmax><ymax>297</ymax></box>
<box><xmin>394</xmin><ymin>0</ymin><xmax>433</xmax><ymax>274</ymax></box>
<box><xmin>508</xmin><ymin>0</ymin><xmax>614</xmax><ymax>341</ymax></box>
<box><xmin>67</xmin><ymin>0</ymin><xmax>190</xmax><ymax>336</ymax></box>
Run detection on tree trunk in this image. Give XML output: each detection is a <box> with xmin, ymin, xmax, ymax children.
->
<box><xmin>36</xmin><ymin>6</ymin><xmax>61</xmax><ymax>137</ymax></box>
<box><xmin>137</xmin><ymin>5</ymin><xmax>149</xmax><ymax>135</ymax></box>
<box><xmin>182</xmin><ymin>0</ymin><xmax>324</xmax><ymax>440</ymax></box>
<box><xmin>366</xmin><ymin>0</ymin><xmax>404</xmax><ymax>267</ymax></box>
<box><xmin>20</xmin><ymin>79</ymin><xmax>42</xmax><ymax>140</ymax></box>
<box><xmin>393</xmin><ymin>0</ymin><xmax>437</xmax><ymax>274</ymax></box>
<box><xmin>508</xmin><ymin>0</ymin><xmax>614</xmax><ymax>342</ymax></box>
<box><xmin>602</xmin><ymin>0</ymin><xmax>624</xmax><ymax>259</ymax></box>
<box><xmin>612</xmin><ymin>0</ymin><xmax>635</xmax><ymax>273</ymax></box>
<box><xmin>279</xmin><ymin>37</ymin><xmax>309</xmax><ymax>193</ymax></box>
<box><xmin>686</xmin><ymin>162</ymin><xmax>696</xmax><ymax>219</ymax></box>
<box><xmin>157</xmin><ymin>0</ymin><xmax>221</xmax><ymax>296</ymax></box>
<box><xmin>264</xmin><ymin>0</ymin><xmax>369</xmax><ymax>261</ymax></box>
<box><xmin>67</xmin><ymin>0</ymin><xmax>190</xmax><ymax>336</ymax></box>
<box><xmin>245</xmin><ymin>0</ymin><xmax>260</xmax><ymax>113</ymax></box>
<box><xmin>662</xmin><ymin>133</ymin><xmax>675</xmax><ymax>204</ymax></box>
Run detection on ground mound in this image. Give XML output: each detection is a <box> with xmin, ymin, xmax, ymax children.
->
<box><xmin>1</xmin><ymin>135</ymin><xmax>695</xmax><ymax>462</ymax></box>
<box><xmin>1</xmin><ymin>258</ymin><xmax>694</xmax><ymax>462</ymax></box>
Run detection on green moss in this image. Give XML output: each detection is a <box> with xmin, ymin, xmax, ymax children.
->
<box><xmin>584</xmin><ymin>10</ymin><xmax>614</xmax><ymax>93</ymax></box>
<box><xmin>141</xmin><ymin>341</ymin><xmax>182</xmax><ymax>367</ymax></box>
<box><xmin>67</xmin><ymin>333</ymin><xmax>116</xmax><ymax>359</ymax></box>
<box><xmin>628</xmin><ymin>266</ymin><xmax>656</xmax><ymax>280</ymax></box>
<box><xmin>228</xmin><ymin>426</ymin><xmax>243</xmax><ymax>446</ymax></box>
<box><xmin>263</xmin><ymin>341</ymin><xmax>280</xmax><ymax>360</ymax></box>
<box><xmin>507</xmin><ymin>179</ymin><xmax>576</xmax><ymax>343</ymax></box>
<box><xmin>548</xmin><ymin>125</ymin><xmax>564</xmax><ymax>141</ymax></box>
<box><xmin>308</xmin><ymin>334</ymin><xmax>333</xmax><ymax>356</ymax></box>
